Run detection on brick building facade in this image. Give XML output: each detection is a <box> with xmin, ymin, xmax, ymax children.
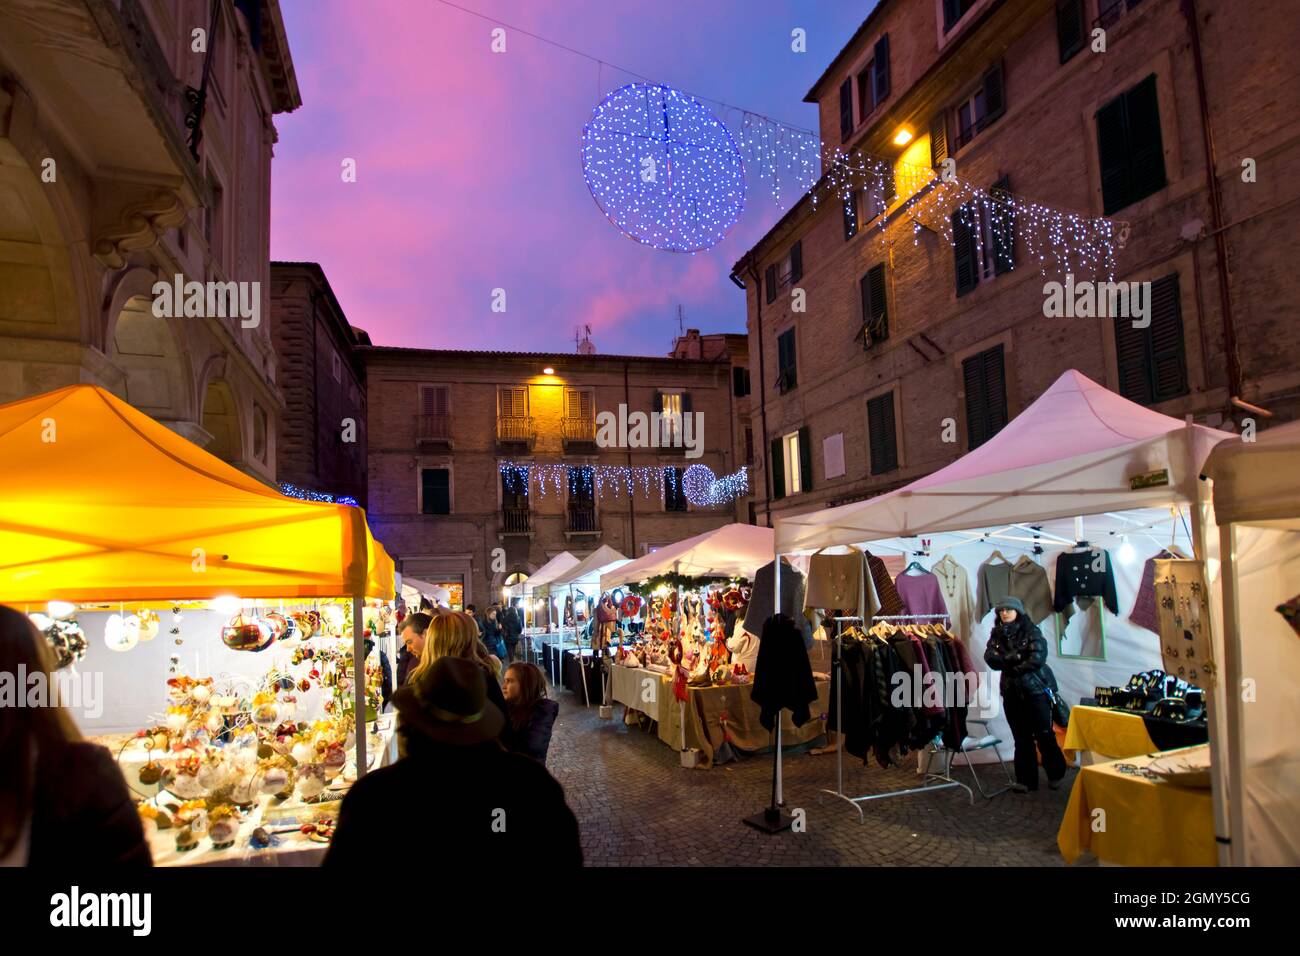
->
<box><xmin>269</xmin><ymin>262</ymin><xmax>368</xmax><ymax>506</ymax></box>
<box><xmin>363</xmin><ymin>339</ymin><xmax>748</xmax><ymax>607</ymax></box>
<box><xmin>733</xmin><ymin>0</ymin><xmax>1300</xmax><ymax>525</ymax></box>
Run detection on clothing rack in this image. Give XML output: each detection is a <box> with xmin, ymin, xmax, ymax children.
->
<box><xmin>819</xmin><ymin>612</ymin><xmax>974</xmax><ymax>821</ymax></box>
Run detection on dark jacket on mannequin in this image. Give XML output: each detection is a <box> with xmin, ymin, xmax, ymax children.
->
<box><xmin>751</xmin><ymin>614</ymin><xmax>819</xmax><ymax>730</ymax></box>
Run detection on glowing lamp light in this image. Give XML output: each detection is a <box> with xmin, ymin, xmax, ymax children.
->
<box><xmin>104</xmin><ymin>613</ymin><xmax>140</xmax><ymax>652</ymax></box>
<box><xmin>1117</xmin><ymin>537</ymin><xmax>1137</xmax><ymax>564</ymax></box>
<box><xmin>543</xmin><ymin>367</ymin><xmax>555</xmax><ymax>375</ymax></box>
<box><xmin>892</xmin><ymin>127</ymin><xmax>913</xmax><ymax>146</ymax></box>
<box><xmin>47</xmin><ymin>601</ymin><xmax>77</xmax><ymax>619</ymax></box>
<box><xmin>211</xmin><ymin>595</ymin><xmax>242</xmax><ymax>615</ymax></box>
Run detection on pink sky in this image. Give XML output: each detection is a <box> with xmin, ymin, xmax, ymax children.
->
<box><xmin>270</xmin><ymin>0</ymin><xmax>868</xmax><ymax>353</ymax></box>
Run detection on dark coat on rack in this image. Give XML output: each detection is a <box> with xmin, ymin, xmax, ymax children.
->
<box><xmin>750</xmin><ymin>614</ymin><xmax>819</xmax><ymax>731</ymax></box>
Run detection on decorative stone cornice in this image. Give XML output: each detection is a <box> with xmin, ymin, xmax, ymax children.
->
<box><xmin>91</xmin><ymin>188</ymin><xmax>188</xmax><ymax>269</ymax></box>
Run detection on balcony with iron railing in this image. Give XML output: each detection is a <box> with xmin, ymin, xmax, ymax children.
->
<box><xmin>562</xmin><ymin>416</ymin><xmax>598</xmax><ymax>448</ymax></box>
<box><xmin>566</xmin><ymin>502</ymin><xmax>599</xmax><ymax>534</ymax></box>
<box><xmin>496</xmin><ymin>416</ymin><xmax>536</xmax><ymax>446</ymax></box>
<box><xmin>416</xmin><ymin>413</ymin><xmax>453</xmax><ymax>446</ymax></box>
<box><xmin>500</xmin><ymin>506</ymin><xmax>532</xmax><ymax>535</ymax></box>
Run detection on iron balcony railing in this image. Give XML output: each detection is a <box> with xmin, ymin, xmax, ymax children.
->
<box><xmin>501</xmin><ymin>506</ymin><xmax>531</xmax><ymax>534</ymax></box>
<box><xmin>416</xmin><ymin>413</ymin><xmax>452</xmax><ymax>441</ymax></box>
<box><xmin>496</xmin><ymin>416</ymin><xmax>535</xmax><ymax>443</ymax></box>
<box><xmin>566</xmin><ymin>503</ymin><xmax>598</xmax><ymax>533</ymax></box>
<box><xmin>562</xmin><ymin>416</ymin><xmax>598</xmax><ymax>443</ymax></box>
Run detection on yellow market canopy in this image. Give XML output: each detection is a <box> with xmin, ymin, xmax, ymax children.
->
<box><xmin>0</xmin><ymin>385</ymin><xmax>394</xmax><ymax>603</ymax></box>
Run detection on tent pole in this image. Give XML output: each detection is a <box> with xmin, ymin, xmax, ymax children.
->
<box><xmin>1217</xmin><ymin>521</ymin><xmax>1247</xmax><ymax>866</ymax></box>
<box><xmin>774</xmin><ymin>550</ymin><xmax>783</xmax><ymax>807</ymax></box>
<box><xmin>353</xmin><ymin>594</ymin><xmax>368</xmax><ymax>780</ymax></box>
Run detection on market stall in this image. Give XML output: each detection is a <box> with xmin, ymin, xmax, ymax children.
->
<box><xmin>0</xmin><ymin>384</ymin><xmax>396</xmax><ymax>866</ymax></box>
<box><xmin>1203</xmin><ymin>419</ymin><xmax>1300</xmax><ymax>865</ymax></box>
<box><xmin>543</xmin><ymin>544</ymin><xmax>629</xmax><ymax>699</ymax></box>
<box><xmin>771</xmin><ymin>370</ymin><xmax>1233</xmax><ymax>851</ymax></box>
<box><xmin>516</xmin><ymin>551</ymin><xmax>580</xmax><ymax>648</ymax></box>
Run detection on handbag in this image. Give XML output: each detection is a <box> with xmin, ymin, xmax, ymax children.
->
<box><xmin>1045</xmin><ymin>686</ymin><xmax>1071</xmax><ymax>729</ymax></box>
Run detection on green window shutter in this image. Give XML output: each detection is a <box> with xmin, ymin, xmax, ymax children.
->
<box><xmin>952</xmin><ymin>205</ymin><xmax>979</xmax><ymax>296</ymax></box>
<box><xmin>930</xmin><ymin>113</ymin><xmax>948</xmax><ymax>169</ymax></box>
<box><xmin>1149</xmin><ymin>274</ymin><xmax>1188</xmax><ymax>402</ymax></box>
<box><xmin>963</xmin><ymin>345</ymin><xmax>1007</xmax><ymax>449</ymax></box>
<box><xmin>798</xmin><ymin>426</ymin><xmax>813</xmax><ymax>493</ymax></box>
<box><xmin>1056</xmin><ymin>0</ymin><xmax>1085</xmax><ymax>63</ymax></box>
<box><xmin>980</xmin><ymin>62</ymin><xmax>1005</xmax><ymax>128</ymax></box>
<box><xmin>1124</xmin><ymin>75</ymin><xmax>1167</xmax><ymax>207</ymax></box>
<box><xmin>777</xmin><ymin>329</ymin><xmax>797</xmax><ymax>390</ymax></box>
<box><xmin>789</xmin><ymin>240</ymin><xmax>803</xmax><ymax>283</ymax></box>
<box><xmin>770</xmin><ymin>436</ymin><xmax>785</xmax><ymax>500</ymax></box>
<box><xmin>422</xmin><ymin>468</ymin><xmax>450</xmax><ymax>515</ymax></box>
<box><xmin>867</xmin><ymin>391</ymin><xmax>898</xmax><ymax>475</ymax></box>
<box><xmin>764</xmin><ymin>264</ymin><xmax>777</xmax><ymax>304</ymax></box>
<box><xmin>1114</xmin><ymin>310</ymin><xmax>1153</xmax><ymax>404</ymax></box>
<box><xmin>839</xmin><ymin>77</ymin><xmax>853</xmax><ymax>141</ymax></box>
<box><xmin>681</xmin><ymin>392</ymin><xmax>693</xmax><ymax>414</ymax></box>
<box><xmin>1097</xmin><ymin>92</ymin><xmax>1132</xmax><ymax>215</ymax></box>
<box><xmin>872</xmin><ymin>34</ymin><xmax>891</xmax><ymax>104</ymax></box>
<box><xmin>860</xmin><ymin>264</ymin><xmax>889</xmax><ymax>348</ymax></box>
<box><xmin>990</xmin><ymin>176</ymin><xmax>1016</xmax><ymax>275</ymax></box>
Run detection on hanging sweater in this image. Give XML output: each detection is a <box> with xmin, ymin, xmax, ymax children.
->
<box><xmin>894</xmin><ymin>571</ymin><xmax>948</xmax><ymax>618</ymax></box>
<box><xmin>863</xmin><ymin>551</ymin><xmax>906</xmax><ymax>617</ymax></box>
<box><xmin>976</xmin><ymin>555</ymin><xmax>1061</xmax><ymax>625</ymax></box>
<box><xmin>744</xmin><ymin>559</ymin><xmax>813</xmax><ymax>648</ymax></box>
<box><xmin>932</xmin><ymin>555</ymin><xmax>977</xmax><ymax>645</ymax></box>
<box><xmin>1053</xmin><ymin>549</ymin><xmax>1119</xmax><ymax>615</ymax></box>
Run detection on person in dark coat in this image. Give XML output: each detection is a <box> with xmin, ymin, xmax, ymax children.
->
<box><xmin>481</xmin><ymin>606</ymin><xmax>508</xmax><ymax>663</ymax></box>
<box><xmin>324</xmin><ymin>657</ymin><xmax>581</xmax><ymax>868</ymax></box>
<box><xmin>0</xmin><ymin>605</ymin><xmax>152</xmax><ymax>866</ymax></box>
<box><xmin>983</xmin><ymin>596</ymin><xmax>1068</xmax><ymax>792</ymax></box>
<box><xmin>397</xmin><ymin>611</ymin><xmax>433</xmax><ymax>689</ymax></box>
<box><xmin>501</xmin><ymin>662</ymin><xmax>559</xmax><ymax>763</ymax></box>
<box><xmin>501</xmin><ymin>603</ymin><xmax>524</xmax><ymax>663</ymax></box>
<box><xmin>750</xmin><ymin>613</ymin><xmax>819</xmax><ymax>731</ymax></box>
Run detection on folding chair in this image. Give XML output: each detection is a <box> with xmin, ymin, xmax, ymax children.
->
<box><xmin>945</xmin><ymin>718</ymin><xmax>1016</xmax><ymax>798</ymax></box>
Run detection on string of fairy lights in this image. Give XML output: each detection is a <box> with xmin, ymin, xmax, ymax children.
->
<box><xmin>499</xmin><ymin>462</ymin><xmax>749</xmax><ymax>507</ymax></box>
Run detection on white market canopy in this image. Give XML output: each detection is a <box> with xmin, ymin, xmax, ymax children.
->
<box><xmin>547</xmin><ymin>544</ymin><xmax>630</xmax><ymax>594</ymax></box>
<box><xmin>513</xmin><ymin>551</ymin><xmax>580</xmax><ymax>599</ymax></box>
<box><xmin>600</xmin><ymin>523</ymin><xmax>775</xmax><ymax>591</ymax></box>
<box><xmin>402</xmin><ymin>576</ymin><xmax>452</xmax><ymax>605</ymax></box>
<box><xmin>1204</xmin><ymin>418</ymin><xmax>1300</xmax><ymax>527</ymax></box>
<box><xmin>776</xmin><ymin>369</ymin><xmax>1230</xmax><ymax>553</ymax></box>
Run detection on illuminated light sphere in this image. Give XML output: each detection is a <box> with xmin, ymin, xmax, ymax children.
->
<box><xmin>581</xmin><ymin>83</ymin><xmax>746</xmax><ymax>252</ymax></box>
<box><xmin>104</xmin><ymin>613</ymin><xmax>141</xmax><ymax>652</ymax></box>
<box><xmin>681</xmin><ymin>464</ymin><xmax>715</xmax><ymax>505</ymax></box>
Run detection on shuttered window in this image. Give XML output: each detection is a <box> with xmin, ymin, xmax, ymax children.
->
<box><xmin>777</xmin><ymin>328</ymin><xmax>797</xmax><ymax>392</ymax></box>
<box><xmin>764</xmin><ymin>264</ymin><xmax>777</xmax><ymax>304</ymax></box>
<box><xmin>839</xmin><ymin>77</ymin><xmax>853</xmax><ymax>141</ymax></box>
<box><xmin>498</xmin><ymin>386</ymin><xmax>527</xmax><ymax>418</ymax></box>
<box><xmin>989</xmin><ymin>176</ymin><xmax>1016</xmax><ymax>275</ymax></box>
<box><xmin>769</xmin><ymin>436</ymin><xmax>785</xmax><ymax>500</ymax></box>
<box><xmin>1097</xmin><ymin>74</ymin><xmax>1167</xmax><ymax>215</ymax></box>
<box><xmin>732</xmin><ymin>366</ymin><xmax>751</xmax><ymax>397</ymax></box>
<box><xmin>798</xmin><ymin>426</ymin><xmax>812</xmax><ymax>494</ymax></box>
<box><xmin>789</xmin><ymin>240</ymin><xmax>803</xmax><ymax>284</ymax></box>
<box><xmin>873</xmin><ymin>34</ymin><xmax>891</xmax><ymax>105</ymax></box>
<box><xmin>1056</xmin><ymin>0</ymin><xmax>1085</xmax><ymax>63</ymax></box>
<box><xmin>930</xmin><ymin>113</ymin><xmax>948</xmax><ymax>169</ymax></box>
<box><xmin>1115</xmin><ymin>274</ymin><xmax>1188</xmax><ymax>405</ymax></box>
<box><xmin>858</xmin><ymin>264</ymin><xmax>889</xmax><ymax>349</ymax></box>
<box><xmin>867</xmin><ymin>391</ymin><xmax>898</xmax><ymax>475</ymax></box>
<box><xmin>952</xmin><ymin>204</ymin><xmax>979</xmax><ymax>297</ymax></box>
<box><xmin>421</xmin><ymin>468</ymin><xmax>450</xmax><ymax>515</ymax></box>
<box><xmin>567</xmin><ymin>466</ymin><xmax>595</xmax><ymax>506</ymax></box>
<box><xmin>565</xmin><ymin>388</ymin><xmax>594</xmax><ymax>420</ymax></box>
<box><xmin>962</xmin><ymin>345</ymin><xmax>1008</xmax><ymax>450</ymax></box>
<box><xmin>421</xmin><ymin>385</ymin><xmax>449</xmax><ymax>417</ymax></box>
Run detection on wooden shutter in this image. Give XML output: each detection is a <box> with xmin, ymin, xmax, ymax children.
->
<box><xmin>500</xmin><ymin>386</ymin><xmax>526</xmax><ymax>418</ymax></box>
<box><xmin>789</xmin><ymin>240</ymin><xmax>803</xmax><ymax>283</ymax></box>
<box><xmin>882</xmin><ymin>164</ymin><xmax>896</xmax><ymax>205</ymax></box>
<box><xmin>798</xmin><ymin>426</ymin><xmax>813</xmax><ymax>493</ymax></box>
<box><xmin>1096</xmin><ymin>93</ymin><xmax>1132</xmax><ymax>215</ymax></box>
<box><xmin>733</xmin><ymin>367</ymin><xmax>746</xmax><ymax>396</ymax></box>
<box><xmin>681</xmin><ymin>392</ymin><xmax>693</xmax><ymax>414</ymax></box>
<box><xmin>422</xmin><ymin>468</ymin><xmax>450</xmax><ymax>515</ymax></box>
<box><xmin>1125</xmin><ymin>75</ymin><xmax>1167</xmax><ymax>207</ymax></box>
<box><xmin>421</xmin><ymin>385</ymin><xmax>448</xmax><ymax>416</ymax></box>
<box><xmin>867</xmin><ymin>391</ymin><xmax>898</xmax><ymax>475</ymax></box>
<box><xmin>1114</xmin><ymin>309</ymin><xmax>1152</xmax><ymax>404</ymax></box>
<box><xmin>952</xmin><ymin>206</ymin><xmax>979</xmax><ymax>297</ymax></box>
<box><xmin>1056</xmin><ymin>0</ymin><xmax>1085</xmax><ymax>63</ymax></box>
<box><xmin>764</xmin><ymin>264</ymin><xmax>777</xmax><ymax>304</ymax></box>
<box><xmin>860</xmin><ymin>264</ymin><xmax>888</xmax><ymax>348</ymax></box>
<box><xmin>980</xmin><ymin>63</ymin><xmax>1005</xmax><ymax>128</ymax></box>
<box><xmin>929</xmin><ymin>113</ymin><xmax>948</xmax><ymax>169</ymax></box>
<box><xmin>962</xmin><ymin>346</ymin><xmax>1007</xmax><ymax>449</ymax></box>
<box><xmin>839</xmin><ymin>77</ymin><xmax>853</xmax><ymax>141</ymax></box>
<box><xmin>990</xmin><ymin>176</ymin><xmax>1016</xmax><ymax>275</ymax></box>
<box><xmin>1148</xmin><ymin>275</ymin><xmax>1187</xmax><ymax>402</ymax></box>
<box><xmin>652</xmin><ymin>391</ymin><xmax>664</xmax><ymax>415</ymax></box>
<box><xmin>566</xmin><ymin>388</ymin><xmax>592</xmax><ymax>419</ymax></box>
<box><xmin>843</xmin><ymin>191</ymin><xmax>858</xmax><ymax>241</ymax></box>
<box><xmin>777</xmin><ymin>329</ymin><xmax>796</xmax><ymax>390</ymax></box>
<box><xmin>770</xmin><ymin>437</ymin><xmax>785</xmax><ymax>500</ymax></box>
<box><xmin>872</xmin><ymin>34</ymin><xmax>891</xmax><ymax>104</ymax></box>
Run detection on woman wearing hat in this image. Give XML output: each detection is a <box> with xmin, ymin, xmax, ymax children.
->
<box><xmin>984</xmin><ymin>596</ymin><xmax>1067</xmax><ymax>792</ymax></box>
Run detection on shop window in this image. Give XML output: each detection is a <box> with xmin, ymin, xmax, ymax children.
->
<box><xmin>1115</xmin><ymin>274</ymin><xmax>1188</xmax><ymax>405</ymax></box>
<box><xmin>1096</xmin><ymin>73</ymin><xmax>1166</xmax><ymax>215</ymax></box>
<box><xmin>421</xmin><ymin>468</ymin><xmax>451</xmax><ymax>515</ymax></box>
<box><xmin>776</xmin><ymin>329</ymin><xmax>797</xmax><ymax>393</ymax></box>
<box><xmin>867</xmin><ymin>391</ymin><xmax>899</xmax><ymax>475</ymax></box>
<box><xmin>962</xmin><ymin>345</ymin><xmax>1008</xmax><ymax>450</ymax></box>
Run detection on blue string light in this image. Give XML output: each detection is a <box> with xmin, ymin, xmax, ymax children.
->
<box><xmin>280</xmin><ymin>482</ymin><xmax>358</xmax><ymax>506</ymax></box>
<box><xmin>581</xmin><ymin>83</ymin><xmax>746</xmax><ymax>253</ymax></box>
<box><xmin>496</xmin><ymin>461</ymin><xmax>747</xmax><ymax>506</ymax></box>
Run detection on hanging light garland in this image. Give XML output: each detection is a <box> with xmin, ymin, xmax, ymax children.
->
<box><xmin>499</xmin><ymin>461</ymin><xmax>749</xmax><ymax>506</ymax></box>
<box><xmin>279</xmin><ymin>482</ymin><xmax>359</xmax><ymax>506</ymax></box>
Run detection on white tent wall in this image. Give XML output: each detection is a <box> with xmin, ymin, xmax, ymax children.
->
<box><xmin>1220</xmin><ymin>524</ymin><xmax>1300</xmax><ymax>865</ymax></box>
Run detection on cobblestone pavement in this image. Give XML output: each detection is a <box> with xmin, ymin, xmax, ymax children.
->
<box><xmin>545</xmin><ymin>695</ymin><xmax>1076</xmax><ymax>866</ymax></box>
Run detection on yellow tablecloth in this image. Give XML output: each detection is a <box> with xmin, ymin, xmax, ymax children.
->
<box><xmin>1063</xmin><ymin>705</ymin><xmax>1157</xmax><ymax>762</ymax></box>
<box><xmin>609</xmin><ymin>665</ymin><xmax>829</xmax><ymax>768</ymax></box>
<box><xmin>1058</xmin><ymin>747</ymin><xmax>1216</xmax><ymax>866</ymax></box>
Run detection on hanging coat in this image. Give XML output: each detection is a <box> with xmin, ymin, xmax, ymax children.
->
<box><xmin>750</xmin><ymin>614</ymin><xmax>819</xmax><ymax>731</ymax></box>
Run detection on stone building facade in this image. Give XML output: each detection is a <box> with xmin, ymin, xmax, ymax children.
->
<box><xmin>269</xmin><ymin>261</ymin><xmax>368</xmax><ymax>507</ymax></box>
<box><xmin>0</xmin><ymin>0</ymin><xmax>299</xmax><ymax>483</ymax></box>
<box><xmin>733</xmin><ymin>0</ymin><xmax>1300</xmax><ymax>525</ymax></box>
<box><xmin>363</xmin><ymin>341</ymin><xmax>747</xmax><ymax>607</ymax></box>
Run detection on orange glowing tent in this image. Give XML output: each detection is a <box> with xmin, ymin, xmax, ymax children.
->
<box><xmin>0</xmin><ymin>385</ymin><xmax>394</xmax><ymax>604</ymax></box>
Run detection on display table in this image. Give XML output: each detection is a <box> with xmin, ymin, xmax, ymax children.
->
<box><xmin>1063</xmin><ymin>705</ymin><xmax>1158</xmax><ymax>764</ymax></box>
<box><xmin>1057</xmin><ymin>746</ymin><xmax>1216</xmax><ymax>866</ymax></box>
<box><xmin>610</xmin><ymin>665</ymin><xmax>829</xmax><ymax>769</ymax></box>
<box><xmin>125</xmin><ymin>717</ymin><xmax>398</xmax><ymax>867</ymax></box>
